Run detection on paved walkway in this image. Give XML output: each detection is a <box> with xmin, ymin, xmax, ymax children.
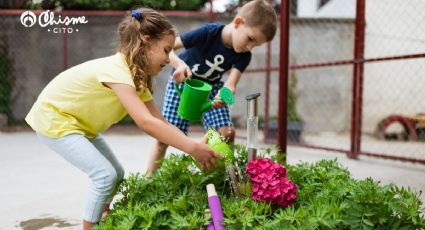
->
<box><xmin>1</xmin><ymin>130</ymin><xmax>424</xmax><ymax>230</ymax></box>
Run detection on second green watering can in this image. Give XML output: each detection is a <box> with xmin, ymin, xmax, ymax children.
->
<box><xmin>175</xmin><ymin>79</ymin><xmax>234</xmax><ymax>121</ymax></box>
<box><xmin>192</xmin><ymin>128</ymin><xmax>234</xmax><ymax>170</ymax></box>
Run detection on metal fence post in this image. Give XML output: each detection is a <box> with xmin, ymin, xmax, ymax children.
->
<box><xmin>350</xmin><ymin>0</ymin><xmax>366</xmax><ymax>159</ymax></box>
<box><xmin>278</xmin><ymin>0</ymin><xmax>290</xmax><ymax>154</ymax></box>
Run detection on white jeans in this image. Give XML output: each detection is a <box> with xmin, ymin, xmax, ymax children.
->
<box><xmin>37</xmin><ymin>133</ymin><xmax>124</xmax><ymax>223</ymax></box>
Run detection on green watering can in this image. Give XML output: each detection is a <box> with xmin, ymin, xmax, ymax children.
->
<box><xmin>175</xmin><ymin>79</ymin><xmax>234</xmax><ymax>121</ymax></box>
<box><xmin>193</xmin><ymin>128</ymin><xmax>235</xmax><ymax>170</ymax></box>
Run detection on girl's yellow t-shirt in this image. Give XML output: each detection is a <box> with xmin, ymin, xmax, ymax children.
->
<box><xmin>25</xmin><ymin>53</ymin><xmax>152</xmax><ymax>138</ymax></box>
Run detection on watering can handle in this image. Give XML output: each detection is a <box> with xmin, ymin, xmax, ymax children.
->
<box><xmin>174</xmin><ymin>83</ymin><xmax>183</xmax><ymax>97</ymax></box>
<box><xmin>175</xmin><ymin>76</ymin><xmax>190</xmax><ymax>97</ymax></box>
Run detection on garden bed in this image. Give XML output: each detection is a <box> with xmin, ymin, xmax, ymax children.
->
<box><xmin>96</xmin><ymin>145</ymin><xmax>425</xmax><ymax>229</ymax></box>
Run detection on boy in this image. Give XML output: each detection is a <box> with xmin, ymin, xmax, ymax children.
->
<box><xmin>148</xmin><ymin>0</ymin><xmax>277</xmax><ymax>175</ymax></box>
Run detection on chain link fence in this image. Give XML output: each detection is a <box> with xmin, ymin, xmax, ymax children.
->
<box><xmin>262</xmin><ymin>0</ymin><xmax>425</xmax><ymax>164</ymax></box>
<box><xmin>360</xmin><ymin>0</ymin><xmax>425</xmax><ymax>162</ymax></box>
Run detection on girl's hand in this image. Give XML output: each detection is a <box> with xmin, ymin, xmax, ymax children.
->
<box><xmin>190</xmin><ymin>142</ymin><xmax>224</xmax><ymax>172</ymax></box>
<box><xmin>173</xmin><ymin>63</ymin><xmax>192</xmax><ymax>84</ymax></box>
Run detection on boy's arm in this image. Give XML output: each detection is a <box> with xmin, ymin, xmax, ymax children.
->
<box><xmin>224</xmin><ymin>68</ymin><xmax>242</xmax><ymax>94</ymax></box>
<box><xmin>169</xmin><ymin>37</ymin><xmax>184</xmax><ymax>68</ymax></box>
<box><xmin>170</xmin><ymin>37</ymin><xmax>192</xmax><ymax>83</ymax></box>
<box><xmin>212</xmin><ymin>68</ymin><xmax>242</xmax><ymax>108</ymax></box>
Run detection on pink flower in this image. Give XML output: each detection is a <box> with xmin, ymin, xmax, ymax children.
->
<box><xmin>246</xmin><ymin>158</ymin><xmax>297</xmax><ymax>208</ymax></box>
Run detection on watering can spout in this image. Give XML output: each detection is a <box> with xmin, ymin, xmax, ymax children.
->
<box><xmin>201</xmin><ymin>87</ymin><xmax>234</xmax><ymax>113</ymax></box>
<box><xmin>201</xmin><ymin>101</ymin><xmax>213</xmax><ymax>112</ymax></box>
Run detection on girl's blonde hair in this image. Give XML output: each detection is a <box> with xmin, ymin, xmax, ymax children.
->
<box><xmin>117</xmin><ymin>8</ymin><xmax>175</xmax><ymax>92</ymax></box>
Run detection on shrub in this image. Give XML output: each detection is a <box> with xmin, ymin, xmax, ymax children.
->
<box><xmin>95</xmin><ymin>145</ymin><xmax>425</xmax><ymax>229</ymax></box>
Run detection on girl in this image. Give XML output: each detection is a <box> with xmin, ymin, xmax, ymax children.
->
<box><xmin>25</xmin><ymin>8</ymin><xmax>222</xmax><ymax>230</ymax></box>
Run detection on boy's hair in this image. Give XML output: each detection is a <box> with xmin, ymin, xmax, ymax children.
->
<box><xmin>117</xmin><ymin>8</ymin><xmax>175</xmax><ymax>92</ymax></box>
<box><xmin>237</xmin><ymin>0</ymin><xmax>277</xmax><ymax>42</ymax></box>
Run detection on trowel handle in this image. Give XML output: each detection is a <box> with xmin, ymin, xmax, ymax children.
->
<box><xmin>206</xmin><ymin>184</ymin><xmax>224</xmax><ymax>230</ymax></box>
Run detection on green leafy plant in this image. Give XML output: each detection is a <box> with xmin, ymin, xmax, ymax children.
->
<box><xmin>95</xmin><ymin>145</ymin><xmax>425</xmax><ymax>229</ymax></box>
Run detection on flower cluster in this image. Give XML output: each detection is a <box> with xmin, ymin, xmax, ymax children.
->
<box><xmin>246</xmin><ymin>158</ymin><xmax>297</xmax><ymax>207</ymax></box>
